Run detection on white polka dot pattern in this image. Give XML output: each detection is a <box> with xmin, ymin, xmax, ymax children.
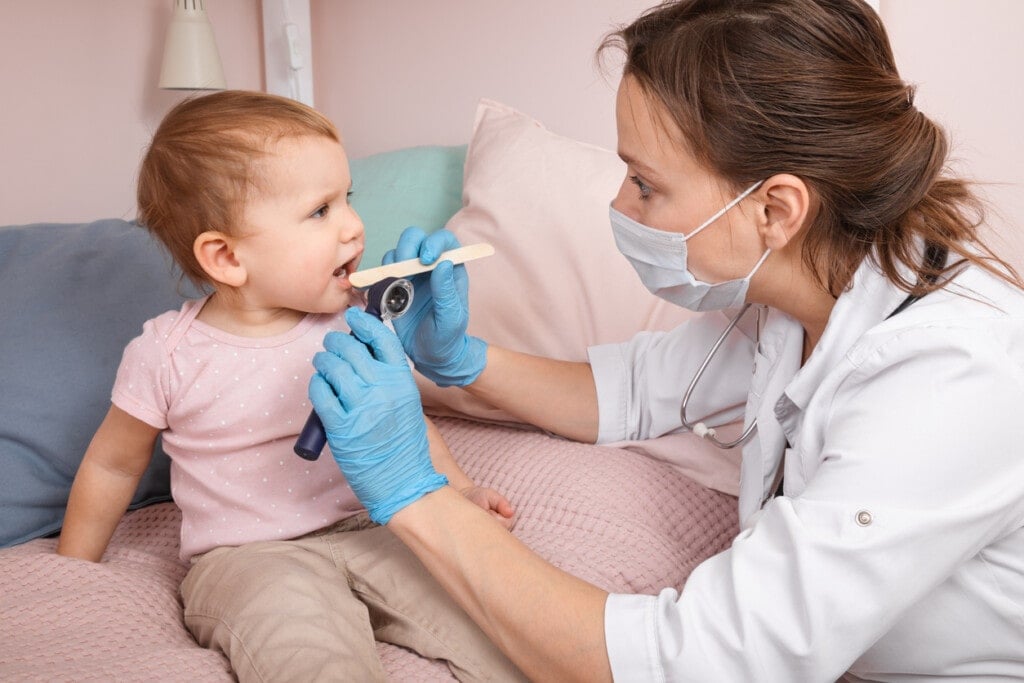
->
<box><xmin>110</xmin><ymin>298</ymin><xmax>362</xmax><ymax>561</ymax></box>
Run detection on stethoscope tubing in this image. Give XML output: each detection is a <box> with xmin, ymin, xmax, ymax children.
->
<box><xmin>679</xmin><ymin>303</ymin><xmax>759</xmax><ymax>450</ymax></box>
<box><xmin>680</xmin><ymin>243</ymin><xmax>949</xmax><ymax>451</ymax></box>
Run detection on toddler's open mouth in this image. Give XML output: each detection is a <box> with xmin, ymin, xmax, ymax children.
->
<box><xmin>333</xmin><ymin>253</ymin><xmax>362</xmax><ymax>282</ymax></box>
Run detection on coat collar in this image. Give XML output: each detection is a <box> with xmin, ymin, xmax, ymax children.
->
<box><xmin>782</xmin><ymin>257</ymin><xmax>912</xmax><ymax>418</ymax></box>
<box><xmin>737</xmin><ymin>257</ymin><xmax>912</xmax><ymax>526</ymax></box>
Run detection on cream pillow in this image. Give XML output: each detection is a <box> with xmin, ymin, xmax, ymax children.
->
<box><xmin>417</xmin><ymin>99</ymin><xmax>741</xmax><ymax>495</ymax></box>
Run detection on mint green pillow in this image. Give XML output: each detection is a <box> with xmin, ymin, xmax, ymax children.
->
<box><xmin>349</xmin><ymin>144</ymin><xmax>467</xmax><ymax>269</ymax></box>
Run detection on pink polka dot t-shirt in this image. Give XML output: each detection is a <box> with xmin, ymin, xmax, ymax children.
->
<box><xmin>112</xmin><ymin>296</ymin><xmax>362</xmax><ymax>561</ymax></box>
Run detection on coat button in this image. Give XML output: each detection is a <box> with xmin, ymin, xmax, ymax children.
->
<box><xmin>855</xmin><ymin>510</ymin><xmax>873</xmax><ymax>526</ymax></box>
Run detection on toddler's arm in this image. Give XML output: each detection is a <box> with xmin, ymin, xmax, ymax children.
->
<box><xmin>425</xmin><ymin>416</ymin><xmax>514</xmax><ymax>529</ymax></box>
<box><xmin>56</xmin><ymin>404</ymin><xmax>160</xmax><ymax>562</ymax></box>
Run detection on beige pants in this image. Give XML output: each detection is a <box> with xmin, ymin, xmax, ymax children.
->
<box><xmin>180</xmin><ymin>513</ymin><xmax>526</xmax><ymax>683</ymax></box>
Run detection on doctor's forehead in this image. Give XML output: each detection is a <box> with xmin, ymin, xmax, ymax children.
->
<box><xmin>616</xmin><ymin>76</ymin><xmax>699</xmax><ymax>180</ymax></box>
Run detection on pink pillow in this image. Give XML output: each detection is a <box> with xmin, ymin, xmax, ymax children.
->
<box><xmin>416</xmin><ymin>99</ymin><xmax>741</xmax><ymax>495</ymax></box>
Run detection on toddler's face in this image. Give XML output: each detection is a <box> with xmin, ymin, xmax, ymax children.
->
<box><xmin>233</xmin><ymin>135</ymin><xmax>365</xmax><ymax>315</ymax></box>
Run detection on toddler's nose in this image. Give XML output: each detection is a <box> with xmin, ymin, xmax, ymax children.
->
<box><xmin>340</xmin><ymin>206</ymin><xmax>364</xmax><ymax>242</ymax></box>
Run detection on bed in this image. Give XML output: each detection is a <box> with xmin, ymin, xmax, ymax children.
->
<box><xmin>0</xmin><ymin>99</ymin><xmax>741</xmax><ymax>680</ymax></box>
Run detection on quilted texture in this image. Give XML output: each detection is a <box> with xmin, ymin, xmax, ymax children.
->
<box><xmin>0</xmin><ymin>417</ymin><xmax>737</xmax><ymax>681</ymax></box>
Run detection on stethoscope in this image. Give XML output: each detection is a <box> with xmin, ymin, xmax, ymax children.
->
<box><xmin>679</xmin><ymin>303</ymin><xmax>760</xmax><ymax>449</ymax></box>
<box><xmin>679</xmin><ymin>242</ymin><xmax>948</xmax><ymax>450</ymax></box>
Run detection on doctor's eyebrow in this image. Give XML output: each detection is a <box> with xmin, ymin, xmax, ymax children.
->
<box><xmin>617</xmin><ymin>152</ymin><xmax>663</xmax><ymax>181</ymax></box>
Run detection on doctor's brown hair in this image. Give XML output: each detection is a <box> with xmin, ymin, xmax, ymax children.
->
<box><xmin>602</xmin><ymin>0</ymin><xmax>1020</xmax><ymax>297</ymax></box>
<box><xmin>137</xmin><ymin>90</ymin><xmax>339</xmax><ymax>287</ymax></box>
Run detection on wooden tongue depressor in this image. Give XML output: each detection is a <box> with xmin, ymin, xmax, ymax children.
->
<box><xmin>348</xmin><ymin>243</ymin><xmax>495</xmax><ymax>289</ymax></box>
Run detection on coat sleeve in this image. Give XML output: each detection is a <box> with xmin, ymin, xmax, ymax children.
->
<box><xmin>587</xmin><ymin>310</ymin><xmax>755</xmax><ymax>445</ymax></box>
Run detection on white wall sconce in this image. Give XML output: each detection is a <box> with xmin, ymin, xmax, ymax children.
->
<box><xmin>159</xmin><ymin>0</ymin><xmax>227</xmax><ymax>90</ymax></box>
<box><xmin>261</xmin><ymin>0</ymin><xmax>314</xmax><ymax>106</ymax></box>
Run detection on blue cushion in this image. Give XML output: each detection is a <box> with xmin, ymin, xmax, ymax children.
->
<box><xmin>0</xmin><ymin>219</ymin><xmax>196</xmax><ymax>548</ymax></box>
<box><xmin>350</xmin><ymin>145</ymin><xmax>466</xmax><ymax>268</ymax></box>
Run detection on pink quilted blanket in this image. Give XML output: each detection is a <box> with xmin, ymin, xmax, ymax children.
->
<box><xmin>0</xmin><ymin>417</ymin><xmax>738</xmax><ymax>681</ymax></box>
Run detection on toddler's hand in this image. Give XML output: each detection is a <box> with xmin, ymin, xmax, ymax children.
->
<box><xmin>459</xmin><ymin>485</ymin><xmax>515</xmax><ymax>530</ymax></box>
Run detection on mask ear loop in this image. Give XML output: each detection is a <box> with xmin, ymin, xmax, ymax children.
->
<box><xmin>680</xmin><ymin>304</ymin><xmax>760</xmax><ymax>449</ymax></box>
<box><xmin>743</xmin><ymin>248</ymin><xmax>772</xmax><ymax>279</ymax></box>
<box><xmin>683</xmin><ymin>180</ymin><xmax>765</xmax><ymax>241</ymax></box>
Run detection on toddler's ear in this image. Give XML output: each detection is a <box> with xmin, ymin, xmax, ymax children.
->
<box><xmin>194</xmin><ymin>231</ymin><xmax>247</xmax><ymax>287</ymax></box>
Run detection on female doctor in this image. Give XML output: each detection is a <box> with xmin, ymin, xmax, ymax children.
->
<box><xmin>309</xmin><ymin>0</ymin><xmax>1024</xmax><ymax>679</ymax></box>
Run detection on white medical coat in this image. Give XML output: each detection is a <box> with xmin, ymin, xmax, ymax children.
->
<box><xmin>589</xmin><ymin>257</ymin><xmax>1024</xmax><ymax>681</ymax></box>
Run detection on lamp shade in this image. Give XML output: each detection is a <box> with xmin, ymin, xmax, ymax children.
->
<box><xmin>158</xmin><ymin>0</ymin><xmax>227</xmax><ymax>90</ymax></box>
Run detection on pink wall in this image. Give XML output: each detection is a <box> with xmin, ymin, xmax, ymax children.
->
<box><xmin>1</xmin><ymin>0</ymin><xmax>1022</xmax><ymax>273</ymax></box>
<box><xmin>882</xmin><ymin>0</ymin><xmax>1024</xmax><ymax>269</ymax></box>
<box><xmin>311</xmin><ymin>0</ymin><xmax>652</xmax><ymax>157</ymax></box>
<box><xmin>0</xmin><ymin>0</ymin><xmax>263</xmax><ymax>225</ymax></box>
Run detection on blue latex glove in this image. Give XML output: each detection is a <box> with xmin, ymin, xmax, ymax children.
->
<box><xmin>308</xmin><ymin>307</ymin><xmax>447</xmax><ymax>524</ymax></box>
<box><xmin>382</xmin><ymin>227</ymin><xmax>488</xmax><ymax>387</ymax></box>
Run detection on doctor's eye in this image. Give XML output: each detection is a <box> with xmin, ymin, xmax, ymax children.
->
<box><xmin>629</xmin><ymin>175</ymin><xmax>652</xmax><ymax>200</ymax></box>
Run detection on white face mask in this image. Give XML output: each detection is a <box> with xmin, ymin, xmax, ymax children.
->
<box><xmin>610</xmin><ymin>181</ymin><xmax>768</xmax><ymax>312</ymax></box>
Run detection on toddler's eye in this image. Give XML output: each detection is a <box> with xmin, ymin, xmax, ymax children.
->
<box><xmin>311</xmin><ymin>204</ymin><xmax>329</xmax><ymax>219</ymax></box>
<box><xmin>629</xmin><ymin>175</ymin><xmax>652</xmax><ymax>200</ymax></box>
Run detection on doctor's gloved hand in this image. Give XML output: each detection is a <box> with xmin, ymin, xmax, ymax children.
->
<box><xmin>308</xmin><ymin>309</ymin><xmax>448</xmax><ymax>525</ymax></box>
<box><xmin>383</xmin><ymin>227</ymin><xmax>488</xmax><ymax>387</ymax></box>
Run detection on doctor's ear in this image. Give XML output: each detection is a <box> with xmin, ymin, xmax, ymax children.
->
<box><xmin>756</xmin><ymin>174</ymin><xmax>812</xmax><ymax>250</ymax></box>
<box><xmin>194</xmin><ymin>231</ymin><xmax>247</xmax><ymax>288</ymax></box>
